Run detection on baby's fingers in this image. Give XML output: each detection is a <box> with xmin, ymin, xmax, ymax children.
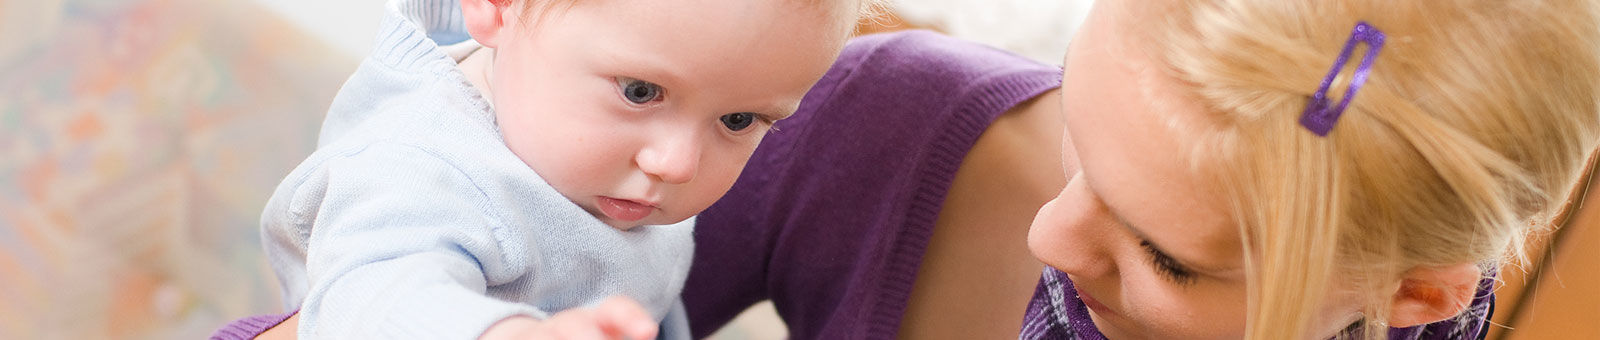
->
<box><xmin>593</xmin><ymin>296</ymin><xmax>658</xmax><ymax>340</ymax></box>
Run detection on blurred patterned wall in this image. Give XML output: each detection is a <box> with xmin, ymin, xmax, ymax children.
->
<box><xmin>0</xmin><ymin>0</ymin><xmax>353</xmax><ymax>338</ymax></box>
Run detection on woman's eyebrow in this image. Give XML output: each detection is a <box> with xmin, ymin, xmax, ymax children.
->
<box><xmin>1106</xmin><ymin>207</ymin><xmax>1191</xmax><ymax>265</ymax></box>
<box><xmin>1084</xmin><ymin>175</ymin><xmax>1238</xmax><ymax>274</ymax></box>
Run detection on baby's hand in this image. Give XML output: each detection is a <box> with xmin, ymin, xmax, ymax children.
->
<box><xmin>480</xmin><ymin>296</ymin><xmax>659</xmax><ymax>340</ymax></box>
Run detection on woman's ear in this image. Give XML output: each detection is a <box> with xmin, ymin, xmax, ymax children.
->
<box><xmin>461</xmin><ymin>0</ymin><xmax>515</xmax><ymax>48</ymax></box>
<box><xmin>1387</xmin><ymin>263</ymin><xmax>1483</xmax><ymax>327</ymax></box>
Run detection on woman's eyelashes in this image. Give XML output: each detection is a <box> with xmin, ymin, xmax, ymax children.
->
<box><xmin>617</xmin><ymin>77</ymin><xmax>664</xmax><ymax>104</ymax></box>
<box><xmin>1139</xmin><ymin>240</ymin><xmax>1198</xmax><ymax>286</ymax></box>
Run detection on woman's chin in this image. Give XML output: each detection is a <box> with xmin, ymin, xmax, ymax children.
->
<box><xmin>1085</xmin><ymin>307</ymin><xmax>1142</xmax><ymax>340</ymax></box>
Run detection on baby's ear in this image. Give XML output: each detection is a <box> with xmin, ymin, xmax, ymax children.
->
<box><xmin>461</xmin><ymin>0</ymin><xmax>515</xmax><ymax>48</ymax></box>
<box><xmin>1387</xmin><ymin>263</ymin><xmax>1482</xmax><ymax>328</ymax></box>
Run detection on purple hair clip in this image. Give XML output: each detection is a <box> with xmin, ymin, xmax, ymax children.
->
<box><xmin>1300</xmin><ymin>21</ymin><xmax>1386</xmax><ymax>136</ymax></box>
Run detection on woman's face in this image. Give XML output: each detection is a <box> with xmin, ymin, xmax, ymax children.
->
<box><xmin>1027</xmin><ymin>1</ymin><xmax>1362</xmax><ymax>338</ymax></box>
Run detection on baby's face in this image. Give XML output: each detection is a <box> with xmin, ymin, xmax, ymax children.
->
<box><xmin>484</xmin><ymin>0</ymin><xmax>848</xmax><ymax>229</ymax></box>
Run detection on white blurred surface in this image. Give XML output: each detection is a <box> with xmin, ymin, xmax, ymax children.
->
<box><xmin>706</xmin><ymin>301</ymin><xmax>789</xmax><ymax>340</ymax></box>
<box><xmin>241</xmin><ymin>0</ymin><xmax>1093</xmax><ymax>65</ymax></box>
<box><xmin>246</xmin><ymin>0</ymin><xmax>389</xmax><ymax>59</ymax></box>
<box><xmin>893</xmin><ymin>0</ymin><xmax>1092</xmax><ymax>64</ymax></box>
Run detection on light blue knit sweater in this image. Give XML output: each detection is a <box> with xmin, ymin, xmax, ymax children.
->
<box><xmin>260</xmin><ymin>0</ymin><xmax>695</xmax><ymax>338</ymax></box>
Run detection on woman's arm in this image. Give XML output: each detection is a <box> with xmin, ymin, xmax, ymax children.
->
<box><xmin>255</xmin><ymin>313</ymin><xmax>296</xmax><ymax>340</ymax></box>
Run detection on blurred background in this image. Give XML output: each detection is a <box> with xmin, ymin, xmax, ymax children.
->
<box><xmin>0</xmin><ymin>0</ymin><xmax>1594</xmax><ymax>339</ymax></box>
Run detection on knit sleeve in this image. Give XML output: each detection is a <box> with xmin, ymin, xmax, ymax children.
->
<box><xmin>285</xmin><ymin>142</ymin><xmax>542</xmax><ymax>339</ymax></box>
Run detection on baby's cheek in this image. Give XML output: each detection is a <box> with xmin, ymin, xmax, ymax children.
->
<box><xmin>690</xmin><ymin>162</ymin><xmax>746</xmax><ymax>212</ymax></box>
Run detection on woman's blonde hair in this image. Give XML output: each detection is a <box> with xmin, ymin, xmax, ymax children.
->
<box><xmin>1135</xmin><ymin>0</ymin><xmax>1600</xmax><ymax>338</ymax></box>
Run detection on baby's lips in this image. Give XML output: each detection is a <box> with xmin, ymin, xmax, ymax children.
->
<box><xmin>598</xmin><ymin>196</ymin><xmax>654</xmax><ymax>222</ymax></box>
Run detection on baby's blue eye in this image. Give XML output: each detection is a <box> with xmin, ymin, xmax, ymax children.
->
<box><xmin>721</xmin><ymin>113</ymin><xmax>755</xmax><ymax>131</ymax></box>
<box><xmin>618</xmin><ymin>78</ymin><xmax>661</xmax><ymax>104</ymax></box>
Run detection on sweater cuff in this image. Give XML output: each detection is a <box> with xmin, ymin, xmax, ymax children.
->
<box><xmin>377</xmin><ymin>287</ymin><xmax>547</xmax><ymax>339</ymax></box>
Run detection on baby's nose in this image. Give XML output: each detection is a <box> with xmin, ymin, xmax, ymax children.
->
<box><xmin>636</xmin><ymin>136</ymin><xmax>701</xmax><ymax>184</ymax></box>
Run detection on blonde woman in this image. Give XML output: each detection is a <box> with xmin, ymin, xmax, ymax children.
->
<box><xmin>1024</xmin><ymin>0</ymin><xmax>1598</xmax><ymax>339</ymax></box>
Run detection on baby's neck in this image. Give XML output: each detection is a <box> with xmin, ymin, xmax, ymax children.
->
<box><xmin>452</xmin><ymin>41</ymin><xmax>496</xmax><ymax>106</ymax></box>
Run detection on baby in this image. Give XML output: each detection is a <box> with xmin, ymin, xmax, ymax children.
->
<box><xmin>259</xmin><ymin>0</ymin><xmax>871</xmax><ymax>338</ymax></box>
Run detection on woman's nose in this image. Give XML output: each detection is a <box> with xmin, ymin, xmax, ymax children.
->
<box><xmin>1028</xmin><ymin>173</ymin><xmax>1117</xmax><ymax>279</ymax></box>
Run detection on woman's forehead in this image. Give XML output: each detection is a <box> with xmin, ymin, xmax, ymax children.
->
<box><xmin>1064</xmin><ymin>2</ymin><xmax>1245</xmax><ymax>273</ymax></box>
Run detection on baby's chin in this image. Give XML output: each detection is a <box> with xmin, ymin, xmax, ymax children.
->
<box><xmin>585</xmin><ymin>207</ymin><xmax>690</xmax><ymax>231</ymax></box>
<box><xmin>603</xmin><ymin>216</ymin><xmax>656</xmax><ymax>231</ymax></box>
<box><xmin>602</xmin><ymin>219</ymin><xmax>647</xmax><ymax>231</ymax></box>
<box><xmin>574</xmin><ymin>205</ymin><xmax>639</xmax><ymax>231</ymax></box>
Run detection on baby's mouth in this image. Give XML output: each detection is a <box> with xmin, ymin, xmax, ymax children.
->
<box><xmin>597</xmin><ymin>196</ymin><xmax>657</xmax><ymax>223</ymax></box>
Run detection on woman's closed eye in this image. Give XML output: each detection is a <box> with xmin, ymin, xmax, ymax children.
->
<box><xmin>1140</xmin><ymin>240</ymin><xmax>1198</xmax><ymax>286</ymax></box>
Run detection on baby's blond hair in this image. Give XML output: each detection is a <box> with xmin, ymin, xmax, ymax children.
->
<box><xmin>1130</xmin><ymin>0</ymin><xmax>1600</xmax><ymax>338</ymax></box>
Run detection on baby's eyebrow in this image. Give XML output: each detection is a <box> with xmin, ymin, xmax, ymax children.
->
<box><xmin>771</xmin><ymin>107</ymin><xmax>798</xmax><ymax>120</ymax></box>
<box><xmin>758</xmin><ymin>102</ymin><xmax>801</xmax><ymax>120</ymax></box>
<box><xmin>593</xmin><ymin>43</ymin><xmax>690</xmax><ymax>89</ymax></box>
